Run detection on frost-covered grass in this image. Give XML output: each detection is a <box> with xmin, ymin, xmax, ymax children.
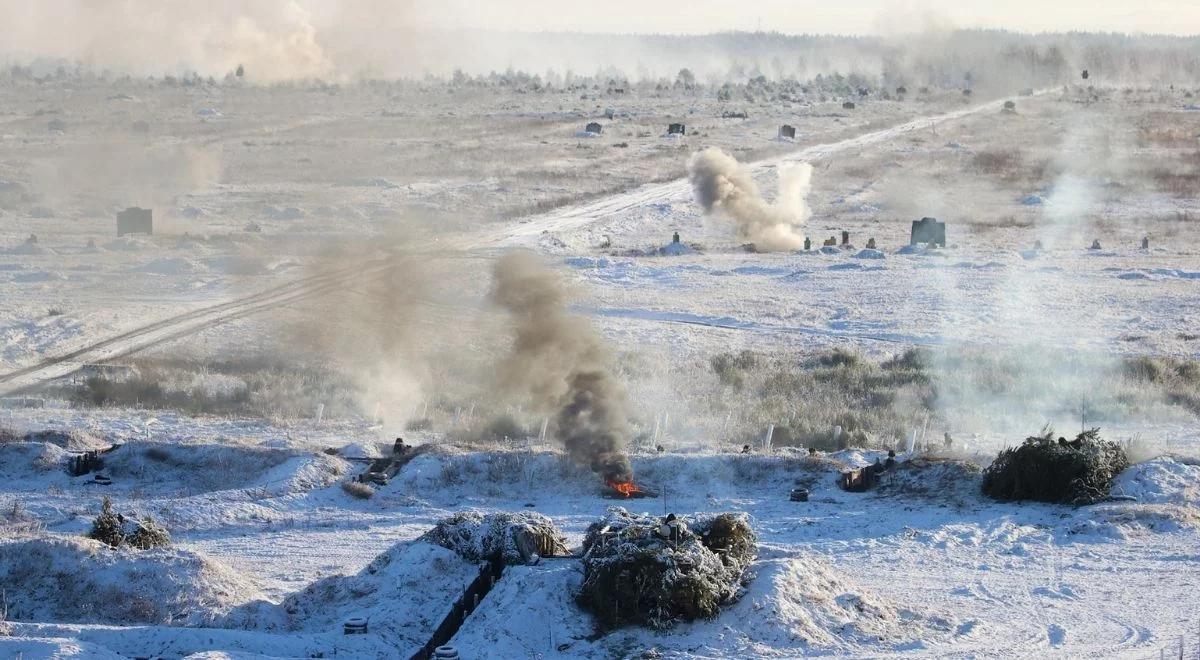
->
<box><xmin>38</xmin><ymin>357</ymin><xmax>362</xmax><ymax>421</ymax></box>
<box><xmin>697</xmin><ymin>347</ymin><xmax>1200</xmax><ymax>451</ymax></box>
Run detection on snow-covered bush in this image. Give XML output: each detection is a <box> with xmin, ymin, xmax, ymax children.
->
<box><xmin>422</xmin><ymin>511</ymin><xmax>567</xmax><ymax>564</ymax></box>
<box><xmin>88</xmin><ymin>497</ymin><xmax>171</xmax><ymax>549</ymax></box>
<box><xmin>982</xmin><ymin>428</ymin><xmax>1129</xmax><ymax>504</ymax></box>
<box><xmin>577</xmin><ymin>507</ymin><xmax>756</xmax><ymax>630</ymax></box>
<box><xmin>127</xmin><ymin>517</ymin><xmax>172</xmax><ymax>549</ymax></box>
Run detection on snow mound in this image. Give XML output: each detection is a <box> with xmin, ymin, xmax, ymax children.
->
<box><xmin>262</xmin><ymin>206</ymin><xmax>304</xmax><ymax>220</ymax></box>
<box><xmin>0</xmin><ymin>442</ymin><xmax>70</xmax><ymax>478</ymax></box>
<box><xmin>1110</xmin><ymin>457</ymin><xmax>1200</xmax><ymax>506</ymax></box>
<box><xmin>449</xmin><ymin>562</ymin><xmax>592</xmax><ymax>657</ymax></box>
<box><xmin>872</xmin><ymin>457</ymin><xmax>983</xmax><ymax>504</ymax></box>
<box><xmin>19</xmin><ymin>428</ymin><xmax>109</xmax><ymax>451</ymax></box>
<box><xmin>104</xmin><ymin>237</ymin><xmax>154</xmax><ymax>251</ymax></box>
<box><xmin>3</xmin><ymin>242</ymin><xmax>53</xmax><ymax>256</ymax></box>
<box><xmin>133</xmin><ymin>257</ymin><xmax>205</xmax><ymax>275</ymax></box>
<box><xmin>337</xmin><ymin>441</ymin><xmax>382</xmax><ymax>460</ymax></box>
<box><xmin>1070</xmin><ymin>503</ymin><xmax>1200</xmax><ymax>539</ymax></box>
<box><xmin>0</xmin><ymin>536</ymin><xmax>262</xmax><ymax>626</ymax></box>
<box><xmin>658</xmin><ymin>241</ymin><xmax>696</xmax><ymax>256</ymax></box>
<box><xmin>457</xmin><ymin>553</ymin><xmax>958</xmax><ymax>657</ymax></box>
<box><xmin>714</xmin><ymin>556</ymin><xmax>959</xmax><ymax>653</ymax></box>
<box><xmin>853</xmin><ymin>248</ymin><xmax>886</xmax><ymax>259</ymax></box>
<box><xmin>252</xmin><ymin>453</ymin><xmax>349</xmax><ymax>495</ymax></box>
<box><xmin>422</xmin><ymin>510</ymin><xmax>568</xmax><ymax>564</ymax></box>
<box><xmin>102</xmin><ymin>442</ymin><xmax>295</xmax><ymax>495</ymax></box>
<box><xmin>229</xmin><ymin>540</ymin><xmax>478</xmax><ymax>657</ymax></box>
<box><xmin>204</xmin><ymin>255</ymin><xmax>269</xmax><ymax>276</ymax></box>
<box><xmin>391</xmin><ymin>448</ymin><xmax>843</xmax><ymax>502</ymax></box>
<box><xmin>0</xmin><ymin>638</ymin><xmax>122</xmax><ymax>659</ymax></box>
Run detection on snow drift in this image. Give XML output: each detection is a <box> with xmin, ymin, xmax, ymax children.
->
<box><xmin>453</xmin><ymin>550</ymin><xmax>960</xmax><ymax>657</ymax></box>
<box><xmin>228</xmin><ymin>540</ymin><xmax>478</xmax><ymax>656</ymax></box>
<box><xmin>0</xmin><ymin>536</ymin><xmax>262</xmax><ymax>626</ymax></box>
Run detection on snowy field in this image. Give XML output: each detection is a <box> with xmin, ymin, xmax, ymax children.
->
<box><xmin>2</xmin><ymin>73</ymin><xmax>1200</xmax><ymax>659</ymax></box>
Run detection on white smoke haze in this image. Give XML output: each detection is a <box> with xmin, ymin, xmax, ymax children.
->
<box><xmin>28</xmin><ymin>142</ymin><xmax>220</xmax><ymax>227</ymax></box>
<box><xmin>489</xmin><ymin>251</ymin><xmax>633</xmax><ymax>482</ymax></box>
<box><xmin>0</xmin><ymin>0</ymin><xmax>336</xmax><ymax>81</ymax></box>
<box><xmin>3</xmin><ymin>2</ymin><xmax>1198</xmax><ymax>88</ymax></box>
<box><xmin>689</xmin><ymin>148</ymin><xmax>813</xmax><ymax>252</ymax></box>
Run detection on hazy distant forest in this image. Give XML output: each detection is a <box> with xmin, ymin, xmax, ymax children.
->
<box><xmin>4</xmin><ymin>30</ymin><xmax>1199</xmax><ymax>91</ymax></box>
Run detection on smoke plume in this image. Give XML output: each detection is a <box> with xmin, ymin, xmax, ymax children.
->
<box><xmin>688</xmin><ymin>148</ymin><xmax>813</xmax><ymax>252</ymax></box>
<box><xmin>489</xmin><ymin>251</ymin><xmax>632</xmax><ymax>482</ymax></box>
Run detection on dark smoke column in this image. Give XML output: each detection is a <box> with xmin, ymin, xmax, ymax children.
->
<box><xmin>490</xmin><ymin>251</ymin><xmax>633</xmax><ymax>482</ymax></box>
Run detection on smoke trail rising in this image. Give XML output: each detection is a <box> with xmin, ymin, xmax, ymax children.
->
<box><xmin>490</xmin><ymin>251</ymin><xmax>632</xmax><ymax>481</ymax></box>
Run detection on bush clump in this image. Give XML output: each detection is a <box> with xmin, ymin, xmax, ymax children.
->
<box><xmin>87</xmin><ymin>497</ymin><xmax>172</xmax><ymax>549</ymax></box>
<box><xmin>576</xmin><ymin>507</ymin><xmax>756</xmax><ymax>630</ymax></box>
<box><xmin>982</xmin><ymin>428</ymin><xmax>1129</xmax><ymax>504</ymax></box>
<box><xmin>422</xmin><ymin>511</ymin><xmax>567</xmax><ymax>564</ymax></box>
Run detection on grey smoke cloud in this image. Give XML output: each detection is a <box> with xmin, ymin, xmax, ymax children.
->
<box><xmin>689</xmin><ymin>148</ymin><xmax>813</xmax><ymax>252</ymax></box>
<box><xmin>489</xmin><ymin>251</ymin><xmax>632</xmax><ymax>482</ymax></box>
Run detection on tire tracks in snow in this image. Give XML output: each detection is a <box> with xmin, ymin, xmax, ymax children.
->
<box><xmin>0</xmin><ymin>259</ymin><xmax>395</xmax><ymax>396</ymax></box>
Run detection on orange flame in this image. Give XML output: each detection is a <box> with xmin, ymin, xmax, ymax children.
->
<box><xmin>607</xmin><ymin>479</ymin><xmax>641</xmax><ymax>498</ymax></box>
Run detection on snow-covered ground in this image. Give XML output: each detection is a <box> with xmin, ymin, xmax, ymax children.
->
<box><xmin>1</xmin><ymin>78</ymin><xmax>1199</xmax><ymax>658</ymax></box>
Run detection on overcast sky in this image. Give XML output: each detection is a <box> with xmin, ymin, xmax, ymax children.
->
<box><xmin>410</xmin><ymin>1</ymin><xmax>1199</xmax><ymax>36</ymax></box>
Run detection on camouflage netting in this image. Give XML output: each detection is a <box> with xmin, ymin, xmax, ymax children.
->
<box><xmin>421</xmin><ymin>511</ymin><xmax>568</xmax><ymax>564</ymax></box>
<box><xmin>577</xmin><ymin>507</ymin><xmax>756</xmax><ymax>630</ymax></box>
<box><xmin>982</xmin><ymin>428</ymin><xmax>1130</xmax><ymax>504</ymax></box>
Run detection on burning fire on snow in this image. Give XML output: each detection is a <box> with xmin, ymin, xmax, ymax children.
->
<box><xmin>607</xmin><ymin>479</ymin><xmax>641</xmax><ymax>498</ymax></box>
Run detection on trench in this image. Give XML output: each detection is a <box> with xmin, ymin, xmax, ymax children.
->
<box><xmin>409</xmin><ymin>557</ymin><xmax>506</xmax><ymax>660</ymax></box>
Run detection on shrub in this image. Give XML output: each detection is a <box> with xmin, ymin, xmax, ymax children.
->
<box><xmin>576</xmin><ymin>508</ymin><xmax>755</xmax><ymax>630</ymax></box>
<box><xmin>711</xmin><ymin>350</ymin><xmax>759</xmax><ymax>388</ymax></box>
<box><xmin>126</xmin><ymin>516</ymin><xmax>171</xmax><ymax>549</ymax></box>
<box><xmin>982</xmin><ymin>428</ymin><xmax>1129</xmax><ymax>504</ymax></box>
<box><xmin>816</xmin><ymin>347</ymin><xmax>861</xmax><ymax>368</ymax></box>
<box><xmin>341</xmin><ymin>480</ymin><xmax>375</xmax><ymax>499</ymax></box>
<box><xmin>423</xmin><ymin>511</ymin><xmax>567</xmax><ymax>564</ymax></box>
<box><xmin>87</xmin><ymin>497</ymin><xmax>172</xmax><ymax>549</ymax></box>
<box><xmin>88</xmin><ymin>497</ymin><xmax>126</xmax><ymax>548</ymax></box>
